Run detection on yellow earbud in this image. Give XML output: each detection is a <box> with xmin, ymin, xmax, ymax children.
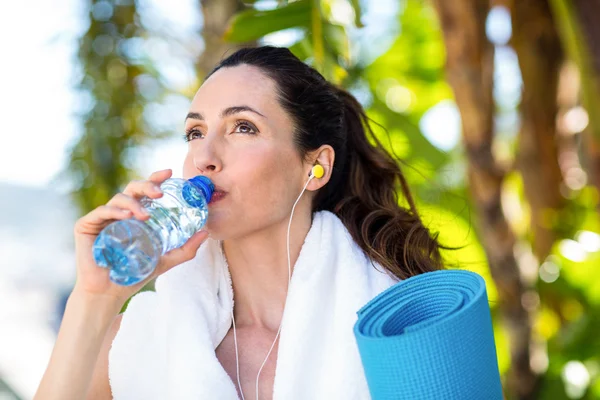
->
<box><xmin>311</xmin><ymin>164</ymin><xmax>324</xmax><ymax>179</ymax></box>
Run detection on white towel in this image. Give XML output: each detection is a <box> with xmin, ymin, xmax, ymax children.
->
<box><xmin>109</xmin><ymin>210</ymin><xmax>398</xmax><ymax>399</ymax></box>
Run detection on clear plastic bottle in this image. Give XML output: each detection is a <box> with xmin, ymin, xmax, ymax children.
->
<box><xmin>92</xmin><ymin>176</ymin><xmax>214</xmax><ymax>286</ymax></box>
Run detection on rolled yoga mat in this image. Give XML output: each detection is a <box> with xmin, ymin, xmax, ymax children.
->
<box><xmin>354</xmin><ymin>269</ymin><xmax>503</xmax><ymax>400</ymax></box>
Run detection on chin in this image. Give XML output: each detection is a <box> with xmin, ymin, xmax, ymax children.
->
<box><xmin>202</xmin><ymin>216</ymin><xmax>227</xmax><ymax>241</ymax></box>
<box><xmin>205</xmin><ymin>230</ymin><xmax>225</xmax><ymax>241</ymax></box>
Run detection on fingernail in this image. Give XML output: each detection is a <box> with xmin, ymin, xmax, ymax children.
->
<box><xmin>153</xmin><ymin>185</ymin><xmax>162</xmax><ymax>192</ymax></box>
<box><xmin>141</xmin><ymin>208</ymin><xmax>150</xmax><ymax>216</ymax></box>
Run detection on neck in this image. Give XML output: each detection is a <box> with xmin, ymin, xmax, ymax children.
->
<box><xmin>222</xmin><ymin>210</ymin><xmax>313</xmax><ymax>332</ymax></box>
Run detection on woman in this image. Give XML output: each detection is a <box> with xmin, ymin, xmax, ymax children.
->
<box><xmin>35</xmin><ymin>46</ymin><xmax>443</xmax><ymax>400</ymax></box>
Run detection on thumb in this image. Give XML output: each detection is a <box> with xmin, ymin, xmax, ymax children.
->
<box><xmin>155</xmin><ymin>230</ymin><xmax>209</xmax><ymax>275</ymax></box>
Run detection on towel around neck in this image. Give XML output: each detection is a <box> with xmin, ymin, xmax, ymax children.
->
<box><xmin>109</xmin><ymin>210</ymin><xmax>398</xmax><ymax>399</ymax></box>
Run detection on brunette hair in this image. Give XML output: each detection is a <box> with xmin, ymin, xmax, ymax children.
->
<box><xmin>207</xmin><ymin>46</ymin><xmax>444</xmax><ymax>279</ymax></box>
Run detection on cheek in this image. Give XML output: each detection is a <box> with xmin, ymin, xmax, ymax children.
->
<box><xmin>243</xmin><ymin>156</ymin><xmax>299</xmax><ymax>212</ymax></box>
<box><xmin>234</xmin><ymin>154</ymin><xmax>282</xmax><ymax>202</ymax></box>
<box><xmin>205</xmin><ymin>163</ymin><xmax>294</xmax><ymax>239</ymax></box>
<box><xmin>231</xmin><ymin>151</ymin><xmax>300</xmax><ymax>219</ymax></box>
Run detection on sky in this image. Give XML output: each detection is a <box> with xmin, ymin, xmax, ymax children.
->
<box><xmin>0</xmin><ymin>0</ymin><xmax>82</xmax><ymax>188</ymax></box>
<box><xmin>0</xmin><ymin>0</ymin><xmax>201</xmax><ymax>190</ymax></box>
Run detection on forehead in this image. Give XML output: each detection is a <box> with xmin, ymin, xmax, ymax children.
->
<box><xmin>191</xmin><ymin>64</ymin><xmax>279</xmax><ymax>112</ymax></box>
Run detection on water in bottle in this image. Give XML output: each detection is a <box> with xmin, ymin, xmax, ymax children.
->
<box><xmin>92</xmin><ymin>176</ymin><xmax>214</xmax><ymax>286</ymax></box>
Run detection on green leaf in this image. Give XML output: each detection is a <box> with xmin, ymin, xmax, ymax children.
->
<box><xmin>324</xmin><ymin>23</ymin><xmax>349</xmax><ymax>62</ymax></box>
<box><xmin>288</xmin><ymin>36</ymin><xmax>313</xmax><ymax>60</ymax></box>
<box><xmin>311</xmin><ymin>0</ymin><xmax>325</xmax><ymax>71</ymax></box>
<box><xmin>349</xmin><ymin>0</ymin><xmax>363</xmax><ymax>27</ymax></box>
<box><xmin>224</xmin><ymin>0</ymin><xmax>312</xmax><ymax>43</ymax></box>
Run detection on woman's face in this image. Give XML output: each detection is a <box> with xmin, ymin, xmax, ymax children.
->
<box><xmin>183</xmin><ymin>64</ymin><xmax>309</xmax><ymax>240</ymax></box>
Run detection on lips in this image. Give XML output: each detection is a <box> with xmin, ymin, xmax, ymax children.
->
<box><xmin>210</xmin><ymin>187</ymin><xmax>227</xmax><ymax>203</ymax></box>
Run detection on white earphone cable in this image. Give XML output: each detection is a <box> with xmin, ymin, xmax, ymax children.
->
<box><xmin>232</xmin><ymin>309</ymin><xmax>243</xmax><ymax>399</ymax></box>
<box><xmin>230</xmin><ymin>172</ymin><xmax>315</xmax><ymax>400</ymax></box>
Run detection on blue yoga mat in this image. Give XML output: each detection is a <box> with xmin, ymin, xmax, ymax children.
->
<box><xmin>354</xmin><ymin>269</ymin><xmax>503</xmax><ymax>400</ymax></box>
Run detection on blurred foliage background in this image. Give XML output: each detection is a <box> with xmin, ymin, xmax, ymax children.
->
<box><xmin>68</xmin><ymin>0</ymin><xmax>600</xmax><ymax>398</ymax></box>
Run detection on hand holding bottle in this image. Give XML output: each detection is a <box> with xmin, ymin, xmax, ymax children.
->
<box><xmin>72</xmin><ymin>169</ymin><xmax>209</xmax><ymax>306</ymax></box>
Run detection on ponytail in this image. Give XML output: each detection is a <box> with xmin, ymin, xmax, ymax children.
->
<box><xmin>314</xmin><ymin>88</ymin><xmax>444</xmax><ymax>279</ymax></box>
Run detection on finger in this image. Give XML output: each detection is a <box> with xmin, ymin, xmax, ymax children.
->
<box><xmin>107</xmin><ymin>193</ymin><xmax>151</xmax><ymax>220</ymax></box>
<box><xmin>122</xmin><ymin>180</ymin><xmax>164</xmax><ymax>200</ymax></box>
<box><xmin>86</xmin><ymin>205</ymin><xmax>133</xmax><ymax>224</ymax></box>
<box><xmin>148</xmin><ymin>169</ymin><xmax>173</xmax><ymax>185</ymax></box>
<box><xmin>75</xmin><ymin>206</ymin><xmax>133</xmax><ymax>232</ymax></box>
<box><xmin>155</xmin><ymin>231</ymin><xmax>209</xmax><ymax>276</ymax></box>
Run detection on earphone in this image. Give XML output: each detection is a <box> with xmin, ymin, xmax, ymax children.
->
<box><xmin>310</xmin><ymin>164</ymin><xmax>324</xmax><ymax>179</ymax></box>
<box><xmin>227</xmin><ymin>164</ymin><xmax>324</xmax><ymax>400</ymax></box>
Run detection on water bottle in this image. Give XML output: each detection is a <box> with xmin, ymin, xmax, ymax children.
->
<box><xmin>92</xmin><ymin>176</ymin><xmax>214</xmax><ymax>286</ymax></box>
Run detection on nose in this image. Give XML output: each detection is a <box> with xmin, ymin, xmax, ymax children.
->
<box><xmin>192</xmin><ymin>137</ymin><xmax>223</xmax><ymax>175</ymax></box>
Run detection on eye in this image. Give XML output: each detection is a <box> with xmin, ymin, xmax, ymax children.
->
<box><xmin>232</xmin><ymin>120</ymin><xmax>258</xmax><ymax>134</ymax></box>
<box><xmin>183</xmin><ymin>128</ymin><xmax>204</xmax><ymax>142</ymax></box>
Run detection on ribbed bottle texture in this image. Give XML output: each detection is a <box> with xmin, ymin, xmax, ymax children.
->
<box><xmin>92</xmin><ymin>176</ymin><xmax>214</xmax><ymax>286</ymax></box>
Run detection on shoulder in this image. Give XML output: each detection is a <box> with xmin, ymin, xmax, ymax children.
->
<box><xmin>316</xmin><ymin>210</ymin><xmax>397</xmax><ymax>275</ymax></box>
<box><xmin>314</xmin><ymin>210</ymin><xmax>399</xmax><ymax>293</ymax></box>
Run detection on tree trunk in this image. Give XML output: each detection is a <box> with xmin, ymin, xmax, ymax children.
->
<box><xmin>572</xmin><ymin>0</ymin><xmax>600</xmax><ymax>95</ymax></box>
<box><xmin>572</xmin><ymin>0</ymin><xmax>600</xmax><ymax>196</ymax></box>
<box><xmin>432</xmin><ymin>1</ymin><xmax>537</xmax><ymax>398</ymax></box>
<box><xmin>549</xmin><ymin>0</ymin><xmax>600</xmax><ymax>196</ymax></box>
<box><xmin>511</xmin><ymin>0</ymin><xmax>564</xmax><ymax>261</ymax></box>
<box><xmin>197</xmin><ymin>0</ymin><xmax>254</xmax><ymax>79</ymax></box>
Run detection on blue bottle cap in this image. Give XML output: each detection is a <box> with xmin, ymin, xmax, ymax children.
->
<box><xmin>187</xmin><ymin>175</ymin><xmax>215</xmax><ymax>204</ymax></box>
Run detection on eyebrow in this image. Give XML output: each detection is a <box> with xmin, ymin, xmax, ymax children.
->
<box><xmin>185</xmin><ymin>105</ymin><xmax>266</xmax><ymax>122</ymax></box>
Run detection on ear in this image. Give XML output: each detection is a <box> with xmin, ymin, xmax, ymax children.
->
<box><xmin>305</xmin><ymin>145</ymin><xmax>335</xmax><ymax>191</ymax></box>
